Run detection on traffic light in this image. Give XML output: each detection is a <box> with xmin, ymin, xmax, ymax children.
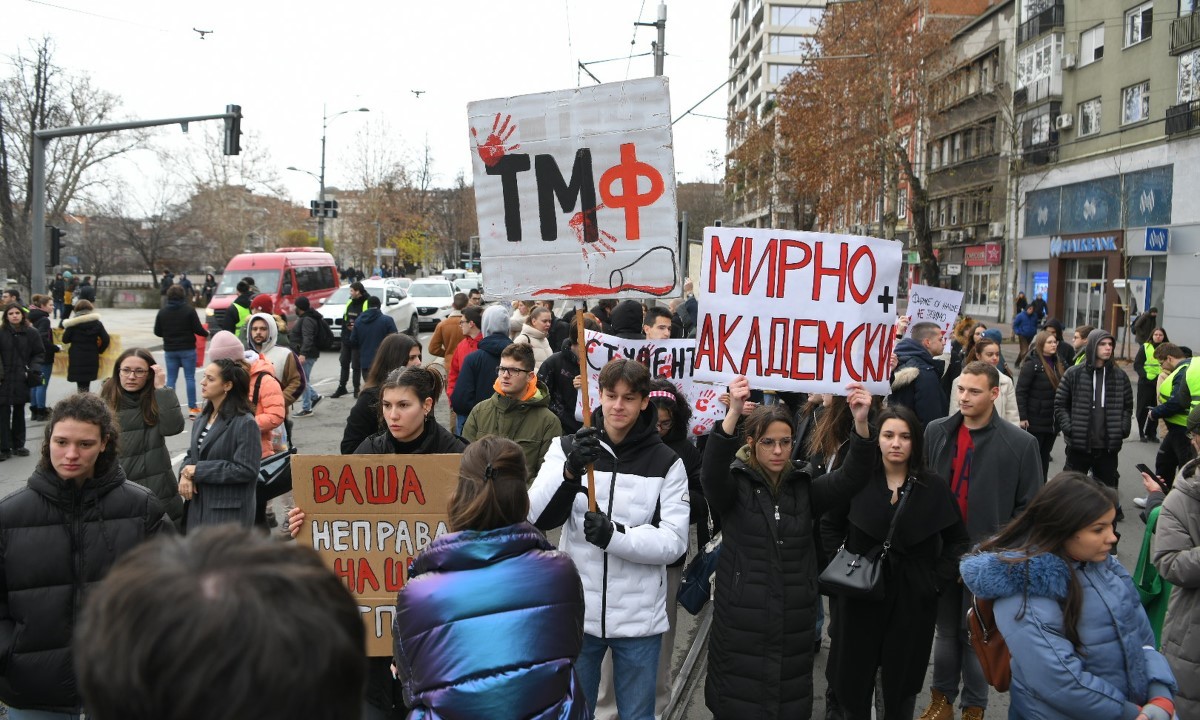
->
<box><xmin>223</xmin><ymin>104</ymin><xmax>242</xmax><ymax>156</ymax></box>
<box><xmin>49</xmin><ymin>226</ymin><xmax>64</xmax><ymax>266</ymax></box>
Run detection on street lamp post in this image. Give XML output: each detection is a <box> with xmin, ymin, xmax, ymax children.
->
<box><xmin>290</xmin><ymin>105</ymin><xmax>368</xmax><ymax>249</ymax></box>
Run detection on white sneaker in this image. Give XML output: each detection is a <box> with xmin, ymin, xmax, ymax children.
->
<box><xmin>1133</xmin><ymin>497</ymin><xmax>1147</xmax><ymax>508</ymax></box>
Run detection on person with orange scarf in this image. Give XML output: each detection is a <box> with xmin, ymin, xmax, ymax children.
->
<box><xmin>463</xmin><ymin>342</ymin><xmax>562</xmax><ymax>482</ymax></box>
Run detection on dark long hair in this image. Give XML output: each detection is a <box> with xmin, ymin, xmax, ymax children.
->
<box><xmin>100</xmin><ymin>348</ymin><xmax>161</xmax><ymax>426</ymax></box>
<box><xmin>377</xmin><ymin>366</ymin><xmax>443</xmax><ymax>426</ymax></box>
<box><xmin>648</xmin><ymin>378</ymin><xmax>690</xmax><ymax>443</ymax></box>
<box><xmin>978</xmin><ymin>472</ymin><xmax>1119</xmax><ymax>651</ymax></box>
<box><xmin>364</xmin><ymin>334</ymin><xmax>420</xmax><ymax>389</ymax></box>
<box><xmin>873</xmin><ymin>405</ymin><xmax>928</xmax><ymax>481</ymax></box>
<box><xmin>2</xmin><ymin>302</ymin><xmax>28</xmax><ymax>331</ymax></box>
<box><xmin>448</xmin><ymin>437</ymin><xmax>530</xmax><ymax>532</ymax></box>
<box><xmin>204</xmin><ymin>358</ymin><xmax>253</xmax><ymax>420</ymax></box>
<box><xmin>806</xmin><ymin>395</ymin><xmax>852</xmax><ymax>463</ymax></box>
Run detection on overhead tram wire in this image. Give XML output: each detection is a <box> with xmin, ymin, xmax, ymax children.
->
<box><xmin>625</xmin><ymin>0</ymin><xmax>649</xmax><ymax>80</ymax></box>
<box><xmin>25</xmin><ymin>0</ymin><xmax>171</xmax><ymax>32</ymax></box>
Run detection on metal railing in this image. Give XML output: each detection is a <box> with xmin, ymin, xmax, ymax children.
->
<box><xmin>1018</xmin><ymin>2</ymin><xmax>1064</xmax><ymax>45</ymax></box>
<box><xmin>1166</xmin><ymin>100</ymin><xmax>1200</xmax><ymax>136</ymax></box>
<box><xmin>1171</xmin><ymin>12</ymin><xmax>1200</xmax><ymax>55</ymax></box>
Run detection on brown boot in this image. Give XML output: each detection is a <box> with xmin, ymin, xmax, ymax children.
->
<box><xmin>918</xmin><ymin>689</ymin><xmax>953</xmax><ymax>720</ymax></box>
<box><xmin>961</xmin><ymin>707</ymin><xmax>985</xmax><ymax>720</ymax></box>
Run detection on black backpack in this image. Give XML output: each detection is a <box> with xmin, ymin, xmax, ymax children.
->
<box><xmin>311</xmin><ymin>312</ymin><xmax>335</xmax><ymax>351</ymax></box>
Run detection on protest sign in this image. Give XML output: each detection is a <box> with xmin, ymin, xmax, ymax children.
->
<box><xmin>468</xmin><ymin>77</ymin><xmax>680</xmax><ymax>300</ymax></box>
<box><xmin>292</xmin><ymin>454</ymin><xmax>459</xmax><ymax>656</ymax></box>
<box><xmin>693</xmin><ymin>227</ymin><xmax>902</xmax><ymax>395</ymax></box>
<box><xmin>574</xmin><ymin>331</ymin><xmax>725</xmax><ymax>436</ymax></box>
<box><xmin>904</xmin><ymin>284</ymin><xmax>964</xmax><ymax>338</ymax></box>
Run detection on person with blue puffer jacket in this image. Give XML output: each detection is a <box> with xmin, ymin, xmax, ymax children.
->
<box><xmin>960</xmin><ymin>472</ymin><xmax>1177</xmax><ymax>720</ymax></box>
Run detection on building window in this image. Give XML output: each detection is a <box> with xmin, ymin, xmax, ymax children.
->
<box><xmin>769</xmin><ymin>35</ymin><xmax>808</xmax><ymax>55</ymax></box>
<box><xmin>770</xmin><ymin>6</ymin><xmax>822</xmax><ymax>27</ymax></box>
<box><xmin>1080</xmin><ymin>25</ymin><xmax>1105</xmax><ymax>66</ymax></box>
<box><xmin>1031</xmin><ymin>114</ymin><xmax>1051</xmax><ymax>144</ymax></box>
<box><xmin>1016</xmin><ymin>34</ymin><xmax>1059</xmax><ymax>90</ymax></box>
<box><xmin>929</xmin><ymin>142</ymin><xmax>941</xmax><ymax>170</ymax></box>
<box><xmin>1122</xmin><ymin>80</ymin><xmax>1151</xmax><ymax>124</ymax></box>
<box><xmin>1184</xmin><ymin>0</ymin><xmax>1196</xmax><ymax>15</ymax></box>
<box><xmin>1078</xmin><ymin>98</ymin><xmax>1102</xmax><ymax>136</ymax></box>
<box><xmin>897</xmin><ymin>189</ymin><xmax>908</xmax><ymax>222</ymax></box>
<box><xmin>1124</xmin><ymin>2</ymin><xmax>1153</xmax><ymax>48</ymax></box>
<box><xmin>768</xmin><ymin>64</ymin><xmax>803</xmax><ymax>84</ymax></box>
<box><xmin>1180</xmin><ymin>49</ymin><xmax>1200</xmax><ymax>102</ymax></box>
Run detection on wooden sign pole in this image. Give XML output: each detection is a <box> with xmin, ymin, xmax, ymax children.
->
<box><xmin>576</xmin><ymin>302</ymin><xmax>597</xmax><ymax>512</ymax></box>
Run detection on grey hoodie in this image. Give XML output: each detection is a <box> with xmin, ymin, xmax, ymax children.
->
<box><xmin>243</xmin><ymin>312</ymin><xmax>301</xmax><ymax>406</ymax></box>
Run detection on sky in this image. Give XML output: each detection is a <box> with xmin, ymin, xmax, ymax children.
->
<box><xmin>2</xmin><ymin>0</ymin><xmax>732</xmax><ymax>207</ymax></box>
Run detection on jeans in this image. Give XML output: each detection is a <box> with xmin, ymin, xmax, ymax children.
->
<box><xmin>6</xmin><ymin>709</ymin><xmax>81</xmax><ymax>720</ymax></box>
<box><xmin>577</xmin><ymin>633</ymin><xmax>661</xmax><ymax>720</ymax></box>
<box><xmin>0</xmin><ymin>404</ymin><xmax>27</xmax><ymax>451</ymax></box>
<box><xmin>52</xmin><ymin>299</ymin><xmax>64</xmax><ymax>319</ymax></box>
<box><xmin>164</xmin><ymin>349</ymin><xmax>198</xmax><ymax>408</ymax></box>
<box><xmin>455</xmin><ymin>413</ymin><xmax>467</xmax><ymax>435</ymax></box>
<box><xmin>30</xmin><ymin>364</ymin><xmax>51</xmax><ymax>410</ymax></box>
<box><xmin>930</xmin><ymin>582</ymin><xmax>989</xmax><ymax>709</ymax></box>
<box><xmin>301</xmin><ymin>356</ymin><xmax>319</xmax><ymax>411</ymax></box>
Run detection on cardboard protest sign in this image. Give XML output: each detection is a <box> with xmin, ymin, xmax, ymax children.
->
<box><xmin>574</xmin><ymin>331</ymin><xmax>726</xmax><ymax>436</ymax></box>
<box><xmin>904</xmin><ymin>284</ymin><xmax>964</xmax><ymax>338</ymax></box>
<box><xmin>694</xmin><ymin>227</ymin><xmax>902</xmax><ymax>395</ymax></box>
<box><xmin>468</xmin><ymin>77</ymin><xmax>680</xmax><ymax>300</ymax></box>
<box><xmin>292</xmin><ymin>454</ymin><xmax>459</xmax><ymax>656</ymax></box>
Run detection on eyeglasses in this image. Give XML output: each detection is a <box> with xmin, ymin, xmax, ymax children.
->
<box><xmin>119</xmin><ymin>368</ymin><xmax>149</xmax><ymax>377</ymax></box>
<box><xmin>756</xmin><ymin>437</ymin><xmax>793</xmax><ymax>449</ymax></box>
<box><xmin>497</xmin><ymin>366</ymin><xmax>530</xmax><ymax>377</ymax></box>
<box><xmin>656</xmin><ymin>419</ymin><xmax>673</xmax><ymax>431</ymax></box>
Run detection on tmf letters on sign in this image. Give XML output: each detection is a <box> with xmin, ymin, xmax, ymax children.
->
<box><xmin>468</xmin><ymin>76</ymin><xmax>680</xmax><ymax>300</ymax></box>
<box><xmin>292</xmin><ymin>454</ymin><xmax>459</xmax><ymax>656</ymax></box>
<box><xmin>694</xmin><ymin>227</ymin><xmax>902</xmax><ymax>395</ymax></box>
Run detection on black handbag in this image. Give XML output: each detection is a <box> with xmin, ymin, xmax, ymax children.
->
<box><xmin>258</xmin><ymin>447</ymin><xmax>297</xmax><ymax>502</ymax></box>
<box><xmin>818</xmin><ymin>479</ymin><xmax>911</xmax><ymax>602</ymax></box>
<box><xmin>677</xmin><ymin>533</ymin><xmax>722</xmax><ymax>615</ymax></box>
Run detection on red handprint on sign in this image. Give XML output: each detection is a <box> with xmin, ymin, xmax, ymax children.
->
<box><xmin>471</xmin><ymin>113</ymin><xmax>520</xmax><ymax>168</ymax></box>
<box><xmin>569</xmin><ymin>207</ymin><xmax>618</xmax><ymax>260</ymax></box>
<box><xmin>695</xmin><ymin>389</ymin><xmax>717</xmax><ymax>412</ymax></box>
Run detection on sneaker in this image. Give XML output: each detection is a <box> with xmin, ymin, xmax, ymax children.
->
<box><xmin>0</xmin><ymin>452</ymin><xmax>9</xmax><ymax>462</ymax></box>
<box><xmin>311</xmin><ymin>394</ymin><xmax>323</xmax><ymax>409</ymax></box>
<box><xmin>188</xmin><ymin>406</ymin><xmax>202</xmax><ymax>418</ymax></box>
<box><xmin>330</xmin><ymin>387</ymin><xmax>349</xmax><ymax>399</ymax></box>
<box><xmin>295</xmin><ymin>409</ymin><xmax>314</xmax><ymax>418</ymax></box>
<box><xmin>1134</xmin><ymin>497</ymin><xmax>1148</xmax><ymax>508</ymax></box>
<box><xmin>12</xmin><ymin>448</ymin><xmax>29</xmax><ymax>457</ymax></box>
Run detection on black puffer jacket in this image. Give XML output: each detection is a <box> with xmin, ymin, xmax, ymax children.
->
<box><xmin>1015</xmin><ymin>352</ymin><xmax>1060</xmax><ymax>434</ymax></box>
<box><xmin>609</xmin><ymin>300</ymin><xmax>645</xmax><ymax>339</ymax></box>
<box><xmin>354</xmin><ymin>417</ymin><xmax>466</xmax><ymax>455</ymax></box>
<box><xmin>26</xmin><ymin>308</ymin><xmax>56</xmax><ymax>366</ymax></box>
<box><xmin>113</xmin><ymin>387</ymin><xmax>187</xmax><ymax>522</ymax></box>
<box><xmin>62</xmin><ymin>312</ymin><xmax>109</xmax><ymax>384</ymax></box>
<box><xmin>701</xmin><ymin>425</ymin><xmax>873</xmax><ymax>719</ymax></box>
<box><xmin>1054</xmin><ymin>329</ymin><xmax>1133</xmax><ymax>451</ymax></box>
<box><xmin>536</xmin><ymin>342</ymin><xmax>582</xmax><ymax>435</ymax></box>
<box><xmin>0</xmin><ymin>460</ymin><xmax>169</xmax><ymax>712</ymax></box>
<box><xmin>0</xmin><ymin>324</ymin><xmax>44</xmax><ymax>405</ymax></box>
<box><xmin>153</xmin><ymin>299</ymin><xmax>206</xmax><ymax>351</ymax></box>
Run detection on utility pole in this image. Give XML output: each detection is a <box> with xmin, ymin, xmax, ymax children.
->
<box><xmin>637</xmin><ymin>2</ymin><xmax>667</xmax><ymax>76</ymax></box>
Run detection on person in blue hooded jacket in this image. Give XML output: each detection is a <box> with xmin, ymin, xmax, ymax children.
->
<box><xmin>450</xmin><ymin>304</ymin><xmax>513</xmax><ymax>424</ymax></box>
<box><xmin>960</xmin><ymin>472</ymin><xmax>1177</xmax><ymax>720</ymax></box>
<box><xmin>349</xmin><ymin>294</ymin><xmax>398</xmax><ymax>377</ymax></box>
<box><xmin>888</xmin><ymin>321</ymin><xmax>947</xmax><ymax>426</ymax></box>
<box><xmin>1012</xmin><ymin>304</ymin><xmax>1039</xmax><ymax>366</ymax></box>
<box><xmin>393</xmin><ymin>435</ymin><xmax>587</xmax><ymax>720</ymax></box>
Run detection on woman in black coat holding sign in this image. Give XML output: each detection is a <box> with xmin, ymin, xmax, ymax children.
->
<box><xmin>290</xmin><ymin>365</ymin><xmax>465</xmax><ymax>720</ymax></box>
<box><xmin>820</xmin><ymin>405</ymin><xmax>968</xmax><ymax>719</ymax></box>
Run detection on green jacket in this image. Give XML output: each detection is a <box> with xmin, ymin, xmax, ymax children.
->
<box><xmin>463</xmin><ymin>380</ymin><xmax>562</xmax><ymax>482</ymax></box>
<box><xmin>114</xmin><ymin>387</ymin><xmax>187</xmax><ymax>523</ymax></box>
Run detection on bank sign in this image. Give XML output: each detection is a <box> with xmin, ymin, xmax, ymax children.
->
<box><xmin>1145</xmin><ymin>227</ymin><xmax>1169</xmax><ymax>253</ymax></box>
<box><xmin>1049</xmin><ymin>234</ymin><xmax>1119</xmax><ymax>257</ymax></box>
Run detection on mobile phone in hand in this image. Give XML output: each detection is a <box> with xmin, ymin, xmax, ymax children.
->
<box><xmin>1136</xmin><ymin>463</ymin><xmax>1169</xmax><ymax>494</ymax></box>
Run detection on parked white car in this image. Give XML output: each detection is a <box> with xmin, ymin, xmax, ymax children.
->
<box><xmin>409</xmin><ymin>277</ymin><xmax>459</xmax><ymax>330</ymax></box>
<box><xmin>319</xmin><ymin>280</ymin><xmax>419</xmax><ymax>343</ymax></box>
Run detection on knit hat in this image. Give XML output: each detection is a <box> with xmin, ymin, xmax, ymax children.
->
<box><xmin>250</xmin><ymin>294</ymin><xmax>274</xmax><ymax>314</ymax></box>
<box><xmin>294</xmin><ymin>296</ymin><xmax>311</xmax><ymax>312</ymax></box>
<box><xmin>207</xmin><ymin>331</ymin><xmax>245</xmax><ymax>362</ymax></box>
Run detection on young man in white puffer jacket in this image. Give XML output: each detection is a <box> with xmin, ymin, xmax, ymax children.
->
<box><xmin>529</xmin><ymin>357</ymin><xmax>689</xmax><ymax>720</ymax></box>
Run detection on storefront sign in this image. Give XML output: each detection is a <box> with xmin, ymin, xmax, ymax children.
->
<box><xmin>964</xmin><ymin>243</ymin><xmax>1001</xmax><ymax>267</ymax></box>
<box><xmin>1145</xmin><ymin>227</ymin><xmax>1169</xmax><ymax>253</ymax></box>
<box><xmin>945</xmin><ymin>263</ymin><xmax>962</xmax><ymax>276</ymax></box>
<box><xmin>1049</xmin><ymin>234</ymin><xmax>1119</xmax><ymax>257</ymax></box>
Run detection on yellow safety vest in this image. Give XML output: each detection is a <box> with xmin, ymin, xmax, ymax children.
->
<box><xmin>1074</xmin><ymin>350</ymin><xmax>1085</xmax><ymax>366</ymax></box>
<box><xmin>1144</xmin><ymin>343</ymin><xmax>1162</xmax><ymax>381</ymax></box>
<box><xmin>1158</xmin><ymin>360</ymin><xmax>1200</xmax><ymax>427</ymax></box>
<box><xmin>232</xmin><ymin>301</ymin><xmax>251</xmax><ymax>333</ymax></box>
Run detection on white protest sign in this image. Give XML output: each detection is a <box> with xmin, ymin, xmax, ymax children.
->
<box><xmin>574</xmin><ymin>331</ymin><xmax>725</xmax><ymax>437</ymax></box>
<box><xmin>468</xmin><ymin>77</ymin><xmax>680</xmax><ymax>300</ymax></box>
<box><xmin>693</xmin><ymin>227</ymin><xmax>902</xmax><ymax>395</ymax></box>
<box><xmin>904</xmin><ymin>284</ymin><xmax>964</xmax><ymax>338</ymax></box>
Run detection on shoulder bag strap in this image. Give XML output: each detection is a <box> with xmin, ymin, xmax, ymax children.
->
<box><xmin>879</xmin><ymin>476</ymin><xmax>914</xmax><ymax>558</ymax></box>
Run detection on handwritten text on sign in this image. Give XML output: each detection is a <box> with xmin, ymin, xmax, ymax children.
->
<box><xmin>694</xmin><ymin>227</ymin><xmax>902</xmax><ymax>394</ymax></box>
<box><xmin>292</xmin><ymin>454</ymin><xmax>459</xmax><ymax>656</ymax></box>
<box><xmin>468</xmin><ymin>77</ymin><xmax>679</xmax><ymax>300</ymax></box>
<box><xmin>574</xmin><ymin>331</ymin><xmax>726</xmax><ymax>436</ymax></box>
<box><xmin>903</xmin><ymin>284</ymin><xmax>964</xmax><ymax>338</ymax></box>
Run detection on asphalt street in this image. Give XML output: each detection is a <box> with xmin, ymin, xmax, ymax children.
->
<box><xmin>0</xmin><ymin>307</ymin><xmax>1165</xmax><ymax>718</ymax></box>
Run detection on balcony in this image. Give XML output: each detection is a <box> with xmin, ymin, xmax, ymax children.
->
<box><xmin>1171</xmin><ymin>12</ymin><xmax>1200</xmax><ymax>56</ymax></box>
<box><xmin>1166</xmin><ymin>100</ymin><xmax>1200</xmax><ymax>136</ymax></box>
<box><xmin>1018</xmin><ymin>2</ymin><xmax>1064</xmax><ymax>45</ymax></box>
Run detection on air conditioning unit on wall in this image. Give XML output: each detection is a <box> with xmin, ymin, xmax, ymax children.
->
<box><xmin>989</xmin><ymin>222</ymin><xmax>1006</xmax><ymax>238</ymax></box>
<box><xmin>963</xmin><ymin>226</ymin><xmax>976</xmax><ymax>239</ymax></box>
<box><xmin>1056</xmin><ymin>114</ymin><xmax>1074</xmax><ymax>130</ymax></box>
<box><xmin>1061</xmin><ymin>53</ymin><xmax>1076</xmax><ymax>70</ymax></box>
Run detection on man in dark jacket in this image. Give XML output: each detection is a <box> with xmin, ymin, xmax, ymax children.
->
<box><xmin>75</xmin><ymin>276</ymin><xmax>95</xmax><ymax>303</ymax></box>
<box><xmin>349</xmin><ymin>294</ymin><xmax>397</xmax><ymax>376</ymax></box>
<box><xmin>1053</xmin><ymin>328</ymin><xmax>1133</xmax><ymax>493</ymax></box>
<box><xmin>27</xmin><ymin>295</ymin><xmax>57</xmax><ymax>422</ymax></box>
<box><xmin>922</xmin><ymin>361</ymin><xmax>1043</xmax><ymax>719</ymax></box>
<box><xmin>0</xmin><ymin>393</ymin><xmax>170</xmax><ymax>716</ymax></box>
<box><xmin>159</xmin><ymin>270</ymin><xmax>174</xmax><ymax>306</ymax></box>
<box><xmin>1133</xmin><ymin>307</ymin><xmax>1159</xmax><ymax>345</ymax></box>
<box><xmin>451</xmin><ymin>304</ymin><xmax>512</xmax><ymax>422</ymax></box>
<box><xmin>1147</xmin><ymin>342</ymin><xmax>1197</xmax><ymax>484</ymax></box>
<box><xmin>538</xmin><ymin>319</ymin><xmax>600</xmax><ymax>435</ymax></box>
<box><xmin>154</xmin><ymin>285</ymin><xmax>207</xmax><ymax>414</ymax></box>
<box><xmin>889</xmin><ymin>321</ymin><xmax>948</xmax><ymax>426</ymax></box>
<box><xmin>218</xmin><ymin>279</ymin><xmax>255</xmax><ymax>336</ymax></box>
<box><xmin>50</xmin><ymin>273</ymin><xmax>66</xmax><ymax>320</ymax></box>
<box><xmin>333</xmin><ymin>282</ymin><xmax>369</xmax><ymax>399</ymax></box>
<box><xmin>609</xmin><ymin>299</ymin><xmax>645</xmax><ymax>340</ymax></box>
<box><xmin>289</xmin><ymin>296</ymin><xmax>324</xmax><ymax>417</ymax></box>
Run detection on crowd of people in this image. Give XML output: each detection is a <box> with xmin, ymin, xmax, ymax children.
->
<box><xmin>0</xmin><ymin>278</ymin><xmax>1193</xmax><ymax>720</ymax></box>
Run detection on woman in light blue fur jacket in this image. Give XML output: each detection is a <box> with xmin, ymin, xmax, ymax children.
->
<box><xmin>960</xmin><ymin>472</ymin><xmax>1177</xmax><ymax>720</ymax></box>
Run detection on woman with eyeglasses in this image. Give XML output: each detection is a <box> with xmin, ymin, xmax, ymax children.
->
<box><xmin>701</xmin><ymin>376</ymin><xmax>875</xmax><ymax>718</ymax></box>
<box><xmin>100</xmin><ymin>349</ymin><xmax>187</xmax><ymax>526</ymax></box>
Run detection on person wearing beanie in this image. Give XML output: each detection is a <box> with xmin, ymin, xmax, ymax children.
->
<box><xmin>206</xmin><ymin>331</ymin><xmax>246</xmax><ymax>364</ymax></box>
<box><xmin>288</xmin><ymin>296</ymin><xmax>324</xmax><ymax>417</ymax></box>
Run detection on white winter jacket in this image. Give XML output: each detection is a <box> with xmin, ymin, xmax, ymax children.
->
<box><xmin>529</xmin><ymin>408</ymin><xmax>689</xmax><ymax>639</ymax></box>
